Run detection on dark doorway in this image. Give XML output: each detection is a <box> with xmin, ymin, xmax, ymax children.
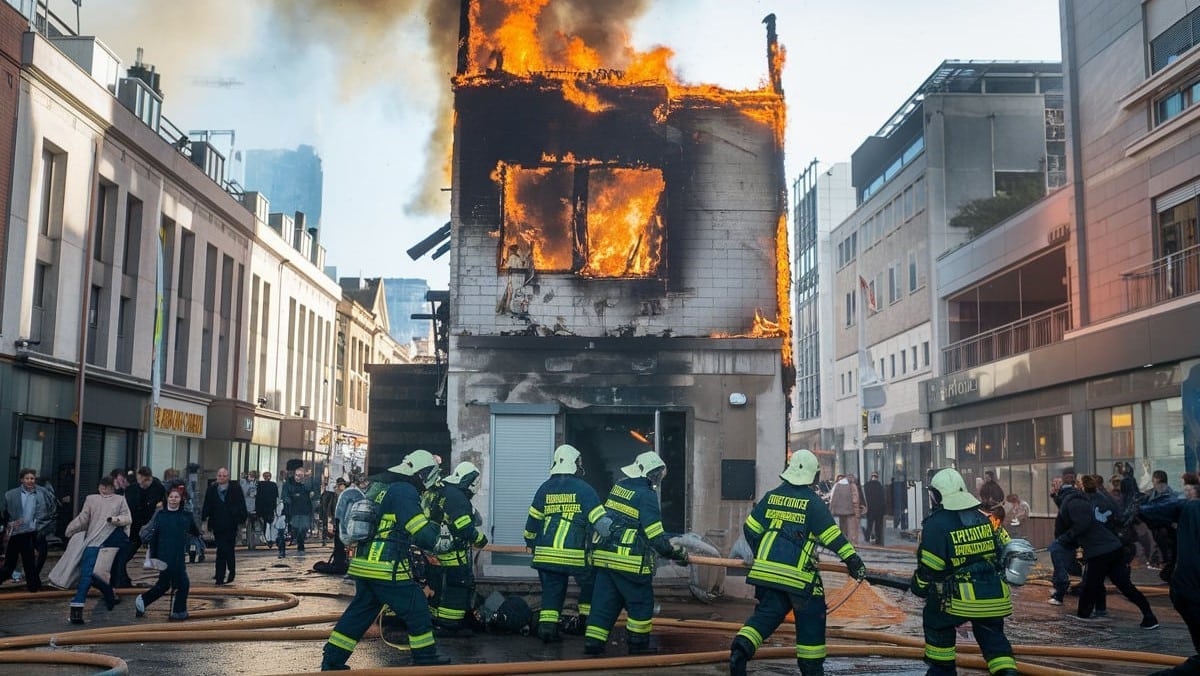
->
<box><xmin>564</xmin><ymin>409</ymin><xmax>687</xmax><ymax>535</ymax></box>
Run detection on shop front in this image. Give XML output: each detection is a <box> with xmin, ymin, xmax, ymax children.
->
<box><xmin>146</xmin><ymin>394</ymin><xmax>207</xmax><ymax>479</ymax></box>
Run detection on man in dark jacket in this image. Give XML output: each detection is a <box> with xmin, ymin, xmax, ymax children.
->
<box><xmin>280</xmin><ymin>465</ymin><xmax>314</xmax><ymax>556</ymax></box>
<box><xmin>979</xmin><ymin>470</ymin><xmax>1005</xmax><ymax>512</ymax></box>
<box><xmin>863</xmin><ymin>473</ymin><xmax>887</xmax><ymax>545</ymax></box>
<box><xmin>1141</xmin><ymin>494</ymin><xmax>1200</xmax><ymax>675</ymax></box>
<box><xmin>1056</xmin><ymin>470</ymin><xmax>1157</xmax><ymax>627</ymax></box>
<box><xmin>121</xmin><ymin>466</ymin><xmax>166</xmax><ymax>587</ymax></box>
<box><xmin>428</xmin><ymin>461</ymin><xmax>489</xmax><ymax>636</ymax></box>
<box><xmin>255</xmin><ymin>470</ymin><xmax>279</xmax><ymax>542</ymax></box>
<box><xmin>201</xmin><ymin>467</ymin><xmax>247</xmax><ymax>585</ymax></box>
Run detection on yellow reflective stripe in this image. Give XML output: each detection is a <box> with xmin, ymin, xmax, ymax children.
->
<box><xmin>433</xmin><ymin>606</ymin><xmax>467</xmax><ymax>620</ymax></box>
<box><xmin>989</xmin><ymin>655</ymin><xmax>1018</xmax><ymax>672</ymax></box>
<box><xmin>533</xmin><ymin>548</ymin><xmax>588</xmax><ymax>567</ymax></box>
<box><xmin>348</xmin><ymin>558</ymin><xmax>413</xmax><ymax>581</ymax></box>
<box><xmin>528</xmin><ymin>506</ymin><xmax>544</xmax><ymax>520</ymax></box>
<box><xmin>454</xmin><ymin>514</ymin><xmax>472</xmax><ymax>530</ymax></box>
<box><xmin>405</xmin><ymin>513</ymin><xmax>429</xmax><ymax>534</ymax></box>
<box><xmin>523</xmin><ymin>530</ymin><xmax>538</xmax><ymax>540</ymax></box>
<box><xmin>587</xmin><ymin>505</ymin><xmax>607</xmax><ymax>523</ymax></box>
<box><xmin>645</xmin><ymin>521</ymin><xmax>664</xmax><ymax>539</ymax></box>
<box><xmin>920</xmin><ymin>549</ymin><xmax>946</xmax><ymax>571</ymax></box>
<box><xmin>817</xmin><ymin>524</ymin><xmax>840</xmax><ymax>544</ymax></box>
<box><xmin>626</xmin><ymin>617</ymin><xmax>652</xmax><ymax>634</ymax></box>
<box><xmin>925</xmin><ymin>643</ymin><xmax>956</xmax><ymax>661</ymax></box>
<box><xmin>578</xmin><ymin>602</ymin><xmax>591</xmax><ymax>615</ymax></box>
<box><xmin>592</xmin><ymin>550</ymin><xmax>650</xmax><ymax>574</ymax></box>
<box><xmin>736</xmin><ymin>625</ymin><xmax>763</xmax><ymax>649</ymax></box>
<box><xmin>836</xmin><ymin>543</ymin><xmax>855</xmax><ymax>559</ymax></box>
<box><xmin>605</xmin><ymin>499</ymin><xmax>639</xmax><ymax>519</ymax></box>
<box><xmin>585</xmin><ymin>625</ymin><xmax>609</xmax><ymax>641</ymax></box>
<box><xmin>328</xmin><ymin>630</ymin><xmax>357</xmax><ymax>651</ymax></box>
<box><xmin>795</xmin><ymin>644</ymin><xmax>826</xmax><ymax>659</ymax></box>
<box><xmin>539</xmin><ymin>609</ymin><xmax>560</xmax><ymax>623</ymax></box>
<box><xmin>436</xmin><ymin>550</ymin><xmax>469</xmax><ymax>566</ymax></box>
<box><xmin>552</xmin><ymin>520</ymin><xmax>569</xmax><ymax>550</ymax></box>
<box><xmin>409</xmin><ymin>630</ymin><xmax>435</xmax><ymax>650</ymax></box>
<box><xmin>745</xmin><ymin>514</ymin><xmax>765</xmax><ymax>535</ymax></box>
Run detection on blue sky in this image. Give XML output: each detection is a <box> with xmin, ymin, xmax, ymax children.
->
<box><xmin>80</xmin><ymin>0</ymin><xmax>1062</xmax><ymax>289</ymax></box>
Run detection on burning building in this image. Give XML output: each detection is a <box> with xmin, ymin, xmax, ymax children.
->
<box><xmin>445</xmin><ymin>1</ymin><xmax>791</xmax><ymax>571</ymax></box>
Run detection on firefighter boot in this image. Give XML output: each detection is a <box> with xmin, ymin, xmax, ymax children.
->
<box><xmin>729</xmin><ymin>636</ymin><xmax>754</xmax><ymax>676</ymax></box>
<box><xmin>320</xmin><ymin>644</ymin><xmax>351</xmax><ymax>671</ymax></box>
<box><xmin>626</xmin><ymin>632</ymin><xmax>656</xmax><ymax>655</ymax></box>
<box><xmin>583</xmin><ymin>638</ymin><xmax>606</xmax><ymax>656</ymax></box>
<box><xmin>537</xmin><ymin>621</ymin><xmax>562</xmax><ymax>643</ymax></box>
<box><xmin>411</xmin><ymin>647</ymin><xmax>451</xmax><ymax>666</ymax></box>
<box><xmin>798</xmin><ymin>658</ymin><xmax>825</xmax><ymax>676</ymax></box>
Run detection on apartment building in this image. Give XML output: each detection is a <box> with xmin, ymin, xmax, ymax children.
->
<box><xmin>829</xmin><ymin>61</ymin><xmax>1064</xmax><ymax>492</ymax></box>
<box><xmin>918</xmin><ymin>2</ymin><xmax>1200</xmax><ymax>543</ymax></box>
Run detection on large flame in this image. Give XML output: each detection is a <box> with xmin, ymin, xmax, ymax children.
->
<box><xmin>496</xmin><ymin>163</ymin><xmax>574</xmax><ymax>271</ymax></box>
<box><xmin>581</xmin><ymin>168</ymin><xmax>664</xmax><ymax>277</ymax></box>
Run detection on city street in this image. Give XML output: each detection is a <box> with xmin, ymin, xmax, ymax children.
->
<box><xmin>0</xmin><ymin>532</ymin><xmax>1191</xmax><ymax>675</ymax></box>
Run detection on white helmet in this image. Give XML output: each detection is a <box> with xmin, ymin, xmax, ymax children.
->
<box><xmin>780</xmin><ymin>449</ymin><xmax>820</xmax><ymax>486</ymax></box>
<box><xmin>550</xmin><ymin>444</ymin><xmax>582</xmax><ymax>476</ymax></box>
<box><xmin>389</xmin><ymin>449</ymin><xmax>441</xmax><ymax>490</ymax></box>
<box><xmin>444</xmin><ymin>461</ymin><xmax>482</xmax><ymax>496</ymax></box>
<box><xmin>929</xmin><ymin>468</ymin><xmax>981</xmax><ymax>511</ymax></box>
<box><xmin>621</xmin><ymin>451</ymin><xmax>666</xmax><ymax>480</ymax></box>
<box><xmin>1001</xmin><ymin>538</ymin><xmax>1036</xmax><ymax>586</ymax></box>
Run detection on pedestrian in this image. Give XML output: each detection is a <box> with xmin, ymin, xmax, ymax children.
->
<box><xmin>1147</xmin><ymin>469</ymin><xmax>1179</xmax><ymax>576</ymax></box>
<box><xmin>525</xmin><ymin>444</ymin><xmax>607</xmax><ymax>643</ymax></box>
<box><xmin>1</xmin><ymin>468</ymin><xmax>45</xmax><ymax>592</ymax></box>
<box><xmin>110</xmin><ymin>469</ymin><xmax>129</xmax><ymax>496</ymax></box>
<box><xmin>891</xmin><ymin>477</ymin><xmax>908</xmax><ymax>530</ymax></box>
<box><xmin>1047</xmin><ymin>469</ymin><xmax>1076</xmax><ymax>606</ymax></box>
<box><xmin>331</xmin><ymin>473</ymin><xmax>370</xmax><ymax>571</ymax></box>
<box><xmin>123</xmin><ymin>465</ymin><xmax>165</xmax><ymax>588</ymax></box>
<box><xmin>320</xmin><ymin>478</ymin><xmax>339</xmax><ymax>547</ymax></box>
<box><xmin>729</xmin><ymin>449</ymin><xmax>867</xmax><ymax>676</ymax></box>
<box><xmin>280</xmin><ymin>463</ymin><xmax>314</xmax><ymax>557</ymax></box>
<box><xmin>135</xmin><ymin>484</ymin><xmax>199</xmax><ymax>621</ymax></box>
<box><xmin>1056</xmin><ymin>469</ymin><xmax>1158</xmax><ymax>628</ymax></box>
<box><xmin>584</xmin><ymin>451</ymin><xmax>690</xmax><ymax>657</ymax></box>
<box><xmin>320</xmin><ymin>449</ymin><xmax>449</xmax><ymax>670</ymax></box>
<box><xmin>256</xmin><ymin>470</ymin><xmax>279</xmax><ymax>544</ymax></box>
<box><xmin>240</xmin><ymin>471</ymin><xmax>259</xmax><ymax>550</ymax></box>
<box><xmin>61</xmin><ymin>476</ymin><xmax>129</xmax><ymax>624</ymax></box>
<box><xmin>979</xmin><ymin>470</ymin><xmax>1005</xmax><ymax>512</ymax></box>
<box><xmin>863</xmin><ymin>472</ymin><xmax>886</xmax><ymax>545</ymax></box>
<box><xmin>911</xmin><ymin>468</ymin><xmax>1017</xmax><ymax>676</ymax></box>
<box><xmin>828</xmin><ymin>475</ymin><xmax>859</xmax><ymax>544</ymax></box>
<box><xmin>428</xmin><ymin>461</ymin><xmax>489</xmax><ymax>637</ymax></box>
<box><xmin>31</xmin><ymin>476</ymin><xmax>58</xmax><ymax>583</ymax></box>
<box><xmin>1140</xmin><ymin>489</ymin><xmax>1200</xmax><ymax>675</ymax></box>
<box><xmin>1184</xmin><ymin>472</ymin><xmax>1199</xmax><ymax>500</ymax></box>
<box><xmin>1003</xmin><ymin>494</ymin><xmax>1030</xmax><ymax>537</ymax></box>
<box><xmin>200</xmin><ymin>467</ymin><xmax>246</xmax><ymax>585</ymax></box>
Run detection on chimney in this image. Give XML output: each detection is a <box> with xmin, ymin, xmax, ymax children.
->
<box><xmin>457</xmin><ymin>0</ymin><xmax>471</xmax><ymax>76</ymax></box>
<box><xmin>763</xmin><ymin>14</ymin><xmax>783</xmax><ymax>96</ymax></box>
<box><xmin>126</xmin><ymin>46</ymin><xmax>163</xmax><ymax>96</ymax></box>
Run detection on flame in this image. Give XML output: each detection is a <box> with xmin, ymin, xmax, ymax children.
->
<box><xmin>775</xmin><ymin>211</ymin><xmax>793</xmax><ymax>369</ymax></box>
<box><xmin>561</xmin><ymin>79</ymin><xmax>612</xmax><ymax>113</ymax></box>
<box><xmin>495</xmin><ymin>163</ymin><xmax>574</xmax><ymax>271</ymax></box>
<box><xmin>580</xmin><ymin>168</ymin><xmax>664</xmax><ymax>277</ymax></box>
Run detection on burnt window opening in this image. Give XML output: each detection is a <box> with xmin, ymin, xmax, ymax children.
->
<box><xmin>496</xmin><ymin>162</ymin><xmax>666</xmax><ymax>278</ymax></box>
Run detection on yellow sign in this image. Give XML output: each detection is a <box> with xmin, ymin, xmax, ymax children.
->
<box><xmin>153</xmin><ymin>406</ymin><xmax>205</xmax><ymax>436</ymax></box>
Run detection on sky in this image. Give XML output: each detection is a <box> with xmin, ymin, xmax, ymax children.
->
<box><xmin>77</xmin><ymin>0</ymin><xmax>1063</xmax><ymax>290</ymax></box>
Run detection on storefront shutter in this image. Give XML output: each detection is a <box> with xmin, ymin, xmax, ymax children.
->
<box><xmin>490</xmin><ymin>412</ymin><xmax>555</xmax><ymax>545</ymax></box>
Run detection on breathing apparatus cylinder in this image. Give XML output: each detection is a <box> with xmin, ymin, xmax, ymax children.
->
<box><xmin>1000</xmin><ymin>537</ymin><xmax>1036</xmax><ymax>585</ymax></box>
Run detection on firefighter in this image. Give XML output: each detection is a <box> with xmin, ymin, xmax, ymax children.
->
<box><xmin>524</xmin><ymin>444</ymin><xmax>608</xmax><ymax>643</ymax></box>
<box><xmin>427</xmin><ymin>461</ymin><xmax>488</xmax><ymax>637</ymax></box>
<box><xmin>320</xmin><ymin>450</ymin><xmax>449</xmax><ymax>671</ymax></box>
<box><xmin>584</xmin><ymin>451</ymin><xmax>689</xmax><ymax>656</ymax></box>
<box><xmin>910</xmin><ymin>467</ymin><xmax>1017</xmax><ymax>676</ymax></box>
<box><xmin>729</xmin><ymin>449</ymin><xmax>867</xmax><ymax>676</ymax></box>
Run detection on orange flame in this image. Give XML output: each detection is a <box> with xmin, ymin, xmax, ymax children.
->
<box><xmin>581</xmin><ymin>168</ymin><xmax>664</xmax><ymax>277</ymax></box>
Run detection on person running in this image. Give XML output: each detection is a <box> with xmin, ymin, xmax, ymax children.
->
<box><xmin>525</xmin><ymin>444</ymin><xmax>607</xmax><ymax>642</ymax></box>
<box><xmin>729</xmin><ymin>449</ymin><xmax>866</xmax><ymax>676</ymax></box>
<box><xmin>135</xmin><ymin>484</ymin><xmax>200</xmax><ymax>621</ymax></box>
<box><xmin>911</xmin><ymin>468</ymin><xmax>1017</xmax><ymax>676</ymax></box>
<box><xmin>320</xmin><ymin>450</ymin><xmax>449</xmax><ymax>670</ymax></box>
<box><xmin>62</xmin><ymin>476</ymin><xmax>129</xmax><ymax>624</ymax></box>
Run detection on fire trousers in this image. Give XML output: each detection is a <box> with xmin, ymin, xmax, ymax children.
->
<box><xmin>536</xmin><ymin>567</ymin><xmax>594</xmax><ymax>626</ymax></box>
<box><xmin>922</xmin><ymin>603</ymin><xmax>1015</xmax><ymax>675</ymax></box>
<box><xmin>584</xmin><ymin>568</ymin><xmax>654</xmax><ymax>649</ymax></box>
<box><xmin>429</xmin><ymin>562</ymin><xmax>473</xmax><ymax>628</ymax></box>
<box><xmin>323</xmin><ymin>577</ymin><xmax>438</xmax><ymax>669</ymax></box>
<box><xmin>733</xmin><ymin>584</ymin><xmax>828</xmax><ymax>667</ymax></box>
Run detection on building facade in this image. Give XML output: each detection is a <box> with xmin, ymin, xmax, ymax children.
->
<box><xmin>243</xmin><ymin>145</ymin><xmax>323</xmax><ymax>228</ymax></box>
<box><xmin>828</xmin><ymin>61</ymin><xmax>1064</xmax><ymax>497</ymax></box>
<box><xmin>918</xmin><ymin>2</ymin><xmax>1200</xmax><ymax>544</ymax></box>
<box><xmin>380</xmin><ymin>277</ymin><xmax>431</xmax><ymax>346</ymax></box>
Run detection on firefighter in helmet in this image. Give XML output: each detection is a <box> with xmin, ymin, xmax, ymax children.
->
<box><xmin>584</xmin><ymin>451</ymin><xmax>689</xmax><ymax>656</ymax></box>
<box><xmin>427</xmin><ymin>461</ymin><xmax>488</xmax><ymax>637</ymax></box>
<box><xmin>729</xmin><ymin>449</ymin><xmax>867</xmax><ymax>676</ymax></box>
<box><xmin>911</xmin><ymin>467</ymin><xmax>1017</xmax><ymax>676</ymax></box>
<box><xmin>524</xmin><ymin>444</ymin><xmax>608</xmax><ymax>643</ymax></box>
<box><xmin>320</xmin><ymin>450</ymin><xmax>449</xmax><ymax>671</ymax></box>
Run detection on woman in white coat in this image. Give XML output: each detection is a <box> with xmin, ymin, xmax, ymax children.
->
<box><xmin>63</xmin><ymin>476</ymin><xmax>131</xmax><ymax>624</ymax></box>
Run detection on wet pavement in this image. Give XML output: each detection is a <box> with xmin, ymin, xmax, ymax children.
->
<box><xmin>0</xmin><ymin>531</ymin><xmax>1191</xmax><ymax>675</ymax></box>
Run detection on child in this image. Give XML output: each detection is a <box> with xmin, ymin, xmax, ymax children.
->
<box><xmin>135</xmin><ymin>485</ymin><xmax>199</xmax><ymax>621</ymax></box>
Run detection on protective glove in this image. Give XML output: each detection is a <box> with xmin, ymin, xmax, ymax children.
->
<box><xmin>670</xmin><ymin>546</ymin><xmax>690</xmax><ymax>566</ymax></box>
<box><xmin>845</xmin><ymin>554</ymin><xmax>867</xmax><ymax>581</ymax></box>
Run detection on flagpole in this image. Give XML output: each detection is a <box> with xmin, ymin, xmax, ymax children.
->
<box><xmin>857</xmin><ymin>263</ymin><xmax>867</xmax><ymax>480</ymax></box>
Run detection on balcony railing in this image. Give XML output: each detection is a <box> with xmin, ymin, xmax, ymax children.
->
<box><xmin>941</xmin><ymin>303</ymin><xmax>1072</xmax><ymax>375</ymax></box>
<box><xmin>1121</xmin><ymin>243</ymin><xmax>1200</xmax><ymax>313</ymax></box>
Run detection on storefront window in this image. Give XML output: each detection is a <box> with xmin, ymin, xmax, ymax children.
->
<box><xmin>949</xmin><ymin>414</ymin><xmax>1072</xmax><ymax>517</ymax></box>
<box><xmin>1007</xmin><ymin>419</ymin><xmax>1034</xmax><ymax>460</ymax></box>
<box><xmin>1145</xmin><ymin>397</ymin><xmax>1185</xmax><ymax>483</ymax></box>
<box><xmin>1096</xmin><ymin>398</ymin><xmax>1185</xmax><ymax>490</ymax></box>
<box><xmin>980</xmin><ymin>424</ymin><xmax>1004</xmax><ymax>462</ymax></box>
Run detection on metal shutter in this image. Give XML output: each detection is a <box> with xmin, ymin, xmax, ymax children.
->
<box><xmin>490</xmin><ymin>413</ymin><xmax>554</xmax><ymax>545</ymax></box>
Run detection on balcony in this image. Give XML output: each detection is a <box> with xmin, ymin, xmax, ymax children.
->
<box><xmin>1121</xmin><ymin>243</ymin><xmax>1200</xmax><ymax>313</ymax></box>
<box><xmin>941</xmin><ymin>303</ymin><xmax>1072</xmax><ymax>375</ymax></box>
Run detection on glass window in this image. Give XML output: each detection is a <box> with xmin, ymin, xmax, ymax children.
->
<box><xmin>958</xmin><ymin>428</ymin><xmax>979</xmax><ymax>463</ymax></box>
<box><xmin>1007</xmin><ymin>419</ymin><xmax>1035</xmax><ymax>461</ymax></box>
<box><xmin>923</xmin><ymin>341</ymin><xmax>930</xmax><ymax>366</ymax></box>
<box><xmin>1034</xmin><ymin>415</ymin><xmax>1067</xmax><ymax>459</ymax></box>
<box><xmin>914</xmin><ymin>176</ymin><xmax>927</xmax><ymax>213</ymax></box>
<box><xmin>904</xmin><ymin>185</ymin><xmax>914</xmax><ymax>220</ymax></box>
<box><xmin>908</xmin><ymin>251</ymin><xmax>918</xmax><ymax>292</ymax></box>
<box><xmin>980</xmin><ymin>424</ymin><xmax>1004</xmax><ymax>462</ymax></box>
<box><xmin>1145</xmin><ymin>397</ymin><xmax>1186</xmax><ymax>484</ymax></box>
